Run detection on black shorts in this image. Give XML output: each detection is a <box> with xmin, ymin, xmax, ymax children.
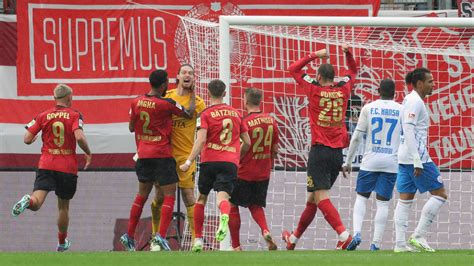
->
<box><xmin>34</xmin><ymin>169</ymin><xmax>78</xmax><ymax>200</ymax></box>
<box><xmin>230</xmin><ymin>179</ymin><xmax>269</xmax><ymax>208</ymax></box>
<box><xmin>135</xmin><ymin>158</ymin><xmax>178</xmax><ymax>186</ymax></box>
<box><xmin>198</xmin><ymin>162</ymin><xmax>237</xmax><ymax>195</ymax></box>
<box><xmin>307</xmin><ymin>145</ymin><xmax>343</xmax><ymax>191</ymax></box>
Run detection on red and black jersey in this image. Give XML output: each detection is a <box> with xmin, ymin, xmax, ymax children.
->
<box><xmin>130</xmin><ymin>94</ymin><xmax>186</xmax><ymax>159</ymax></box>
<box><xmin>198</xmin><ymin>104</ymin><xmax>248</xmax><ymax>167</ymax></box>
<box><xmin>289</xmin><ymin>51</ymin><xmax>357</xmax><ymax>148</ymax></box>
<box><xmin>25</xmin><ymin>106</ymin><xmax>83</xmax><ymax>175</ymax></box>
<box><xmin>238</xmin><ymin>112</ymin><xmax>279</xmax><ymax>181</ymax></box>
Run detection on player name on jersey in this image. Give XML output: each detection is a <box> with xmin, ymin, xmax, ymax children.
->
<box><xmin>46</xmin><ymin>112</ymin><xmax>70</xmax><ymax>120</ymax></box>
<box><xmin>248</xmin><ymin>117</ymin><xmax>274</xmax><ymax>127</ymax></box>
<box><xmin>320</xmin><ymin>90</ymin><xmax>344</xmax><ymax>99</ymax></box>
<box><xmin>137</xmin><ymin>99</ymin><xmax>156</xmax><ymax>109</ymax></box>
<box><xmin>370</xmin><ymin>108</ymin><xmax>400</xmax><ymax>117</ymax></box>
<box><xmin>210</xmin><ymin>109</ymin><xmax>239</xmax><ymax>118</ymax></box>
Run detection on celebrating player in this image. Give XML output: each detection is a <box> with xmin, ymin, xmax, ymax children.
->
<box><xmin>394</xmin><ymin>68</ymin><xmax>447</xmax><ymax>253</ymax></box>
<box><xmin>12</xmin><ymin>84</ymin><xmax>92</xmax><ymax>252</ymax></box>
<box><xmin>120</xmin><ymin>70</ymin><xmax>194</xmax><ymax>252</ymax></box>
<box><xmin>228</xmin><ymin>87</ymin><xmax>279</xmax><ymax>251</ymax></box>
<box><xmin>282</xmin><ymin>44</ymin><xmax>357</xmax><ymax>250</ymax></box>
<box><xmin>149</xmin><ymin>64</ymin><xmax>206</xmax><ymax>251</ymax></box>
<box><xmin>342</xmin><ymin>79</ymin><xmax>403</xmax><ymax>251</ymax></box>
<box><xmin>179</xmin><ymin>79</ymin><xmax>251</xmax><ymax>253</ymax></box>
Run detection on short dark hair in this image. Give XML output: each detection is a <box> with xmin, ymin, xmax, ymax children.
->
<box><xmin>406</xmin><ymin>68</ymin><xmax>431</xmax><ymax>87</ymax></box>
<box><xmin>208</xmin><ymin>79</ymin><xmax>226</xmax><ymax>98</ymax></box>
<box><xmin>379</xmin><ymin>79</ymin><xmax>395</xmax><ymax>98</ymax></box>
<box><xmin>149</xmin><ymin>70</ymin><xmax>168</xmax><ymax>89</ymax></box>
<box><xmin>318</xmin><ymin>63</ymin><xmax>335</xmax><ymax>81</ymax></box>
<box><xmin>245</xmin><ymin>87</ymin><xmax>262</xmax><ymax>106</ymax></box>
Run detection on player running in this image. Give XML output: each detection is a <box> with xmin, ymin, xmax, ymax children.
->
<box><xmin>12</xmin><ymin>84</ymin><xmax>92</xmax><ymax>252</ymax></box>
<box><xmin>342</xmin><ymin>79</ymin><xmax>402</xmax><ymax>251</ymax></box>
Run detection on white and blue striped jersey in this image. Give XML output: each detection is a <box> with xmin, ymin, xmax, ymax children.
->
<box><xmin>355</xmin><ymin>99</ymin><xmax>403</xmax><ymax>173</ymax></box>
<box><xmin>398</xmin><ymin>90</ymin><xmax>432</xmax><ymax>164</ymax></box>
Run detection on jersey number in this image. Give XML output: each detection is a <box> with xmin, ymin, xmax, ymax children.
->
<box><xmin>319</xmin><ymin>98</ymin><xmax>343</xmax><ymax>122</ymax></box>
<box><xmin>52</xmin><ymin>121</ymin><xmax>65</xmax><ymax>147</ymax></box>
<box><xmin>371</xmin><ymin>117</ymin><xmax>397</xmax><ymax>145</ymax></box>
<box><xmin>220</xmin><ymin>118</ymin><xmax>233</xmax><ymax>145</ymax></box>
<box><xmin>252</xmin><ymin>126</ymin><xmax>274</xmax><ymax>153</ymax></box>
<box><xmin>140</xmin><ymin>111</ymin><xmax>152</xmax><ymax>134</ymax></box>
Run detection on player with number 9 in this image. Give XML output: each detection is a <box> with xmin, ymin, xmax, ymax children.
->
<box><xmin>12</xmin><ymin>84</ymin><xmax>92</xmax><ymax>252</ymax></box>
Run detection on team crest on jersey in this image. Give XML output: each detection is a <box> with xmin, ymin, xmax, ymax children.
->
<box><xmin>303</xmin><ymin>75</ymin><xmax>314</xmax><ymax>84</ymax></box>
<box><xmin>26</xmin><ymin>119</ymin><xmax>36</xmax><ymax>128</ymax></box>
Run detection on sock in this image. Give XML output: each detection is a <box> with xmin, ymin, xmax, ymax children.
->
<box><xmin>352</xmin><ymin>194</ymin><xmax>368</xmax><ymax>235</ymax></box>
<box><xmin>158</xmin><ymin>196</ymin><xmax>175</xmax><ymax>238</ymax></box>
<box><xmin>219</xmin><ymin>200</ymin><xmax>231</xmax><ymax>215</ymax></box>
<box><xmin>194</xmin><ymin>203</ymin><xmax>205</xmax><ymax>238</ymax></box>
<box><xmin>289</xmin><ymin>234</ymin><xmax>299</xmax><ymax>244</ymax></box>
<box><xmin>318</xmin><ymin>199</ymin><xmax>346</xmax><ymax>235</ymax></box>
<box><xmin>28</xmin><ymin>197</ymin><xmax>35</xmax><ymax>209</ymax></box>
<box><xmin>294</xmin><ymin>202</ymin><xmax>317</xmax><ymax>238</ymax></box>
<box><xmin>394</xmin><ymin>199</ymin><xmax>414</xmax><ymax>248</ymax></box>
<box><xmin>413</xmin><ymin>196</ymin><xmax>446</xmax><ymax>239</ymax></box>
<box><xmin>127</xmin><ymin>194</ymin><xmax>147</xmax><ymax>238</ymax></box>
<box><xmin>372</xmin><ymin>199</ymin><xmax>389</xmax><ymax>245</ymax></box>
<box><xmin>248</xmin><ymin>205</ymin><xmax>269</xmax><ymax>234</ymax></box>
<box><xmin>338</xmin><ymin>231</ymin><xmax>350</xmax><ymax>241</ymax></box>
<box><xmin>58</xmin><ymin>232</ymin><xmax>67</xmax><ymax>245</ymax></box>
<box><xmin>186</xmin><ymin>205</ymin><xmax>195</xmax><ymax>241</ymax></box>
<box><xmin>150</xmin><ymin>200</ymin><xmax>162</xmax><ymax>235</ymax></box>
<box><xmin>229</xmin><ymin>206</ymin><xmax>241</xmax><ymax>248</ymax></box>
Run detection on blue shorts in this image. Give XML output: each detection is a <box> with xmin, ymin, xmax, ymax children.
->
<box><xmin>356</xmin><ymin>170</ymin><xmax>397</xmax><ymax>200</ymax></box>
<box><xmin>397</xmin><ymin>162</ymin><xmax>444</xmax><ymax>194</ymax></box>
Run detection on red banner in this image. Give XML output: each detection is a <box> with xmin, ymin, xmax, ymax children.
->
<box><xmin>16</xmin><ymin>0</ymin><xmax>380</xmax><ymax>96</ymax></box>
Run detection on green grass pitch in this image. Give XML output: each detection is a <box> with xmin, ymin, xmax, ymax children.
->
<box><xmin>1</xmin><ymin>250</ymin><xmax>473</xmax><ymax>266</ymax></box>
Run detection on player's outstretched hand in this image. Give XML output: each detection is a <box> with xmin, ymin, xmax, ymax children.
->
<box><xmin>341</xmin><ymin>164</ymin><xmax>351</xmax><ymax>179</ymax></box>
<box><xmin>342</xmin><ymin>43</ymin><xmax>349</xmax><ymax>53</ymax></box>
<box><xmin>84</xmin><ymin>154</ymin><xmax>92</xmax><ymax>170</ymax></box>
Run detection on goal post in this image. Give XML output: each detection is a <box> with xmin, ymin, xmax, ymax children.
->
<box><xmin>180</xmin><ymin>15</ymin><xmax>473</xmax><ymax>250</ymax></box>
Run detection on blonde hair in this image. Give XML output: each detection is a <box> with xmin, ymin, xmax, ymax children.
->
<box><xmin>54</xmin><ymin>84</ymin><xmax>73</xmax><ymax>99</ymax></box>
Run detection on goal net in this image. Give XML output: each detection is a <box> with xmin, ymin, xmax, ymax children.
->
<box><xmin>178</xmin><ymin>16</ymin><xmax>474</xmax><ymax>250</ymax></box>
